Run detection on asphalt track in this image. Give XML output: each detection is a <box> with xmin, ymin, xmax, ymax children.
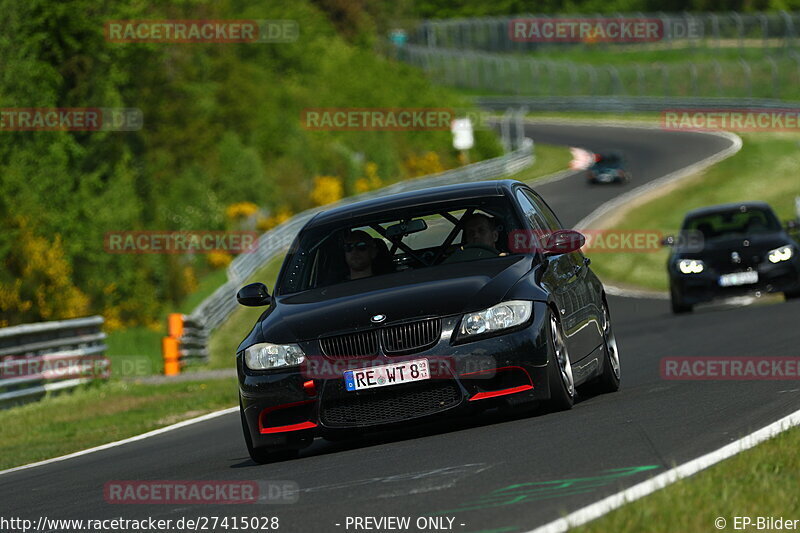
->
<box><xmin>3</xmin><ymin>123</ymin><xmax>800</xmax><ymax>533</ymax></box>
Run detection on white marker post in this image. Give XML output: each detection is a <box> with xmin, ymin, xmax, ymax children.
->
<box><xmin>451</xmin><ymin>117</ymin><xmax>474</xmax><ymax>165</ymax></box>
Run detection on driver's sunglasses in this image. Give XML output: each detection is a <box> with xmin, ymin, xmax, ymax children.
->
<box><xmin>343</xmin><ymin>241</ymin><xmax>370</xmax><ymax>252</ymax></box>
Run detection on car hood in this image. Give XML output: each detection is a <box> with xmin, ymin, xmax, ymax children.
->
<box><xmin>261</xmin><ymin>255</ymin><xmax>532</xmax><ymax>342</ymax></box>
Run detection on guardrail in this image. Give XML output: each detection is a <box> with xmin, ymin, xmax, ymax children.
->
<box><xmin>180</xmin><ymin>124</ymin><xmax>534</xmax><ymax>363</ymax></box>
<box><xmin>476</xmin><ymin>96</ymin><xmax>800</xmax><ymax>112</ymax></box>
<box><xmin>0</xmin><ymin>316</ymin><xmax>109</xmax><ymax>406</ymax></box>
<box><xmin>162</xmin><ymin>313</ymin><xmax>209</xmax><ymax>375</ymax></box>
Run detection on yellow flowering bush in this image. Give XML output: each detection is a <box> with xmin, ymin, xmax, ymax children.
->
<box><xmin>225</xmin><ymin>202</ymin><xmax>259</xmax><ymax>220</ymax></box>
<box><xmin>404</xmin><ymin>151</ymin><xmax>445</xmax><ymax>178</ymax></box>
<box><xmin>310</xmin><ymin>175</ymin><xmax>343</xmax><ymax>206</ymax></box>
<box><xmin>207</xmin><ymin>251</ymin><xmax>233</xmax><ymax>269</ymax></box>
<box><xmin>355</xmin><ymin>162</ymin><xmax>383</xmax><ymax>193</ymax></box>
<box><xmin>257</xmin><ymin>206</ymin><xmax>293</xmax><ymax>232</ymax></box>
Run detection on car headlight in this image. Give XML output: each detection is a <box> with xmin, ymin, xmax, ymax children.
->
<box><xmin>458</xmin><ymin>300</ymin><xmax>533</xmax><ymax>338</ymax></box>
<box><xmin>767</xmin><ymin>245</ymin><xmax>794</xmax><ymax>264</ymax></box>
<box><xmin>678</xmin><ymin>259</ymin><xmax>705</xmax><ymax>274</ymax></box>
<box><xmin>244</xmin><ymin>342</ymin><xmax>305</xmax><ymax>370</ymax></box>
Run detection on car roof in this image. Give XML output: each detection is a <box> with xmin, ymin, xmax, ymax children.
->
<box><xmin>683</xmin><ymin>201</ymin><xmax>775</xmax><ymax>219</ymax></box>
<box><xmin>306</xmin><ymin>179</ymin><xmax>524</xmax><ymax>228</ymax></box>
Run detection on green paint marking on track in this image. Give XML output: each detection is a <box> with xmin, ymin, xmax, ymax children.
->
<box><xmin>427</xmin><ymin>465</ymin><xmax>660</xmax><ymax>515</ymax></box>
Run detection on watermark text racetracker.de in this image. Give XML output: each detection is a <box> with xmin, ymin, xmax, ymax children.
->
<box><xmin>105</xmin><ymin>20</ymin><xmax>298</xmax><ymax>43</ymax></box>
<box><xmin>104</xmin><ymin>231</ymin><xmax>259</xmax><ymax>254</ymax></box>
<box><xmin>0</xmin><ymin>108</ymin><xmax>142</xmax><ymax>131</ymax></box>
<box><xmin>507</xmin><ymin>229</ymin><xmax>703</xmax><ymax>254</ymax></box>
<box><xmin>662</xmin><ymin>357</ymin><xmax>800</xmax><ymax>380</ymax></box>
<box><xmin>662</xmin><ymin>109</ymin><xmax>800</xmax><ymax>132</ymax></box>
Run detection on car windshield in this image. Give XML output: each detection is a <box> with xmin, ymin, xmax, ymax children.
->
<box><xmin>682</xmin><ymin>206</ymin><xmax>782</xmax><ymax>239</ymax></box>
<box><xmin>593</xmin><ymin>153</ymin><xmax>623</xmax><ymax>168</ymax></box>
<box><xmin>276</xmin><ymin>196</ymin><xmax>527</xmax><ymax>295</ymax></box>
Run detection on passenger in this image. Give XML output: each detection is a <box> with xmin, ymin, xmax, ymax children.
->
<box><xmin>343</xmin><ymin>230</ymin><xmax>378</xmax><ymax>280</ymax></box>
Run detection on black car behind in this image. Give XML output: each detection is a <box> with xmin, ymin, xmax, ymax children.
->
<box><xmin>667</xmin><ymin>201</ymin><xmax>800</xmax><ymax>313</ymax></box>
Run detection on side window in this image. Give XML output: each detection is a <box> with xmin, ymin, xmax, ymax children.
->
<box><xmin>523</xmin><ymin>189</ymin><xmax>563</xmax><ymax>231</ymax></box>
<box><xmin>515</xmin><ymin>189</ymin><xmax>551</xmax><ymax>233</ymax></box>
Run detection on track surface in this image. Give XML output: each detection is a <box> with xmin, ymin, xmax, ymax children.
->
<box><xmin>4</xmin><ymin>123</ymin><xmax>799</xmax><ymax>533</ymax></box>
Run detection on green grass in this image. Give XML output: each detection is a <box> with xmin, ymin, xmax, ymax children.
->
<box><xmin>589</xmin><ymin>132</ymin><xmax>800</xmax><ymax>291</ymax></box>
<box><xmin>104</xmin><ymin>266</ymin><xmax>232</xmax><ymax>376</ymax></box>
<box><xmin>576</xmin><ymin>425</ymin><xmax>800</xmax><ymax>533</ymax></box>
<box><xmin>0</xmin><ymin>378</ymin><xmax>237</xmax><ymax>471</ymax></box>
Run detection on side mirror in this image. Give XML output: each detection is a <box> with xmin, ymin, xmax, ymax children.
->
<box><xmin>236</xmin><ymin>283</ymin><xmax>271</xmax><ymax>307</ymax></box>
<box><xmin>785</xmin><ymin>220</ymin><xmax>798</xmax><ymax>231</ymax></box>
<box><xmin>662</xmin><ymin>235</ymin><xmax>676</xmax><ymax>247</ymax></box>
<box><xmin>542</xmin><ymin>229</ymin><xmax>585</xmax><ymax>255</ymax></box>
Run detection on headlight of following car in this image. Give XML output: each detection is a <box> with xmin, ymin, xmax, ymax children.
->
<box><xmin>459</xmin><ymin>300</ymin><xmax>532</xmax><ymax>338</ymax></box>
<box><xmin>767</xmin><ymin>245</ymin><xmax>794</xmax><ymax>264</ymax></box>
<box><xmin>244</xmin><ymin>342</ymin><xmax>305</xmax><ymax>370</ymax></box>
<box><xmin>678</xmin><ymin>259</ymin><xmax>705</xmax><ymax>274</ymax></box>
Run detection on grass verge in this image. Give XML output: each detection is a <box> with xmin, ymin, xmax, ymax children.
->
<box><xmin>576</xmin><ymin>425</ymin><xmax>800</xmax><ymax>533</ymax></box>
<box><xmin>0</xmin><ymin>378</ymin><xmax>236</xmax><ymax>471</ymax></box>
<box><xmin>589</xmin><ymin>132</ymin><xmax>800</xmax><ymax>291</ymax></box>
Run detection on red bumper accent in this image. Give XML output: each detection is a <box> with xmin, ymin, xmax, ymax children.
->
<box><xmin>462</xmin><ymin>366</ymin><xmax>534</xmax><ymax>402</ymax></box>
<box><xmin>258</xmin><ymin>400</ymin><xmax>318</xmax><ymax>434</ymax></box>
<box><xmin>469</xmin><ymin>384</ymin><xmax>534</xmax><ymax>401</ymax></box>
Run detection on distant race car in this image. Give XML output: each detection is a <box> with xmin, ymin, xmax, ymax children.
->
<box><xmin>666</xmin><ymin>201</ymin><xmax>800</xmax><ymax>313</ymax></box>
<box><xmin>234</xmin><ymin>180</ymin><xmax>621</xmax><ymax>463</ymax></box>
<box><xmin>586</xmin><ymin>152</ymin><xmax>631</xmax><ymax>184</ymax></box>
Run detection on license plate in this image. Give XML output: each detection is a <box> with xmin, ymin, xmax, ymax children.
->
<box><xmin>344</xmin><ymin>358</ymin><xmax>430</xmax><ymax>392</ymax></box>
<box><xmin>718</xmin><ymin>271</ymin><xmax>759</xmax><ymax>287</ymax></box>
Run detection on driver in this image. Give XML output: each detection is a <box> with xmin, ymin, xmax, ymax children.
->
<box><xmin>462</xmin><ymin>213</ymin><xmax>499</xmax><ymax>251</ymax></box>
<box><xmin>343</xmin><ymin>230</ymin><xmax>378</xmax><ymax>280</ymax></box>
<box><xmin>441</xmin><ymin>214</ymin><xmax>504</xmax><ymax>263</ymax></box>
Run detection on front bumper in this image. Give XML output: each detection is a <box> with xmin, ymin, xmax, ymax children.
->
<box><xmin>670</xmin><ymin>258</ymin><xmax>800</xmax><ymax>305</ymax></box>
<box><xmin>238</xmin><ymin>302</ymin><xmax>552</xmax><ymax>451</ymax></box>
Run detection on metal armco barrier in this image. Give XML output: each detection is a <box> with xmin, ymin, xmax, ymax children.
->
<box><xmin>0</xmin><ymin>316</ymin><xmax>108</xmax><ymax>406</ymax></box>
<box><xmin>162</xmin><ymin>313</ymin><xmax>209</xmax><ymax>375</ymax></box>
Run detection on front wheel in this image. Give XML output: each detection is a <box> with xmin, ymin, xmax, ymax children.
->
<box><xmin>785</xmin><ymin>289</ymin><xmax>800</xmax><ymax>301</ymax></box>
<box><xmin>546</xmin><ymin>311</ymin><xmax>575</xmax><ymax>411</ymax></box>
<box><xmin>670</xmin><ymin>285</ymin><xmax>693</xmax><ymax>314</ymax></box>
<box><xmin>595</xmin><ymin>302</ymin><xmax>621</xmax><ymax>393</ymax></box>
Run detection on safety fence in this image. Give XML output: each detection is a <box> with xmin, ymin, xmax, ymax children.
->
<box><xmin>410</xmin><ymin>12</ymin><xmax>800</xmax><ymax>53</ymax></box>
<box><xmin>399</xmin><ymin>44</ymin><xmax>800</xmax><ymax>100</ymax></box>
<box><xmin>0</xmin><ymin>316</ymin><xmax>108</xmax><ymax>406</ymax></box>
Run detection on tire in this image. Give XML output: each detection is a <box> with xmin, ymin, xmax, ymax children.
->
<box><xmin>785</xmin><ymin>289</ymin><xmax>800</xmax><ymax>300</ymax></box>
<box><xmin>595</xmin><ymin>302</ymin><xmax>621</xmax><ymax>393</ymax></box>
<box><xmin>670</xmin><ymin>285</ymin><xmax>693</xmax><ymax>314</ymax></box>
<box><xmin>240</xmin><ymin>398</ymin><xmax>299</xmax><ymax>464</ymax></box>
<box><xmin>546</xmin><ymin>311</ymin><xmax>575</xmax><ymax>411</ymax></box>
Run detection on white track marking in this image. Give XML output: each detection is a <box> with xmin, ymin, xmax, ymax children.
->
<box><xmin>0</xmin><ymin>406</ymin><xmax>238</xmax><ymax>477</ymax></box>
<box><xmin>526</xmin><ymin>406</ymin><xmax>800</xmax><ymax>533</ymax></box>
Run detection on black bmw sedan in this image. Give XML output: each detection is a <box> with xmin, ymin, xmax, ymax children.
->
<box><xmin>235</xmin><ymin>180</ymin><xmax>620</xmax><ymax>463</ymax></box>
<box><xmin>667</xmin><ymin>201</ymin><xmax>800</xmax><ymax>313</ymax></box>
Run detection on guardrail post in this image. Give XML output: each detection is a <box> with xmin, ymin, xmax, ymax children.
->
<box><xmin>162</xmin><ymin>336</ymin><xmax>180</xmax><ymax>376</ymax></box>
